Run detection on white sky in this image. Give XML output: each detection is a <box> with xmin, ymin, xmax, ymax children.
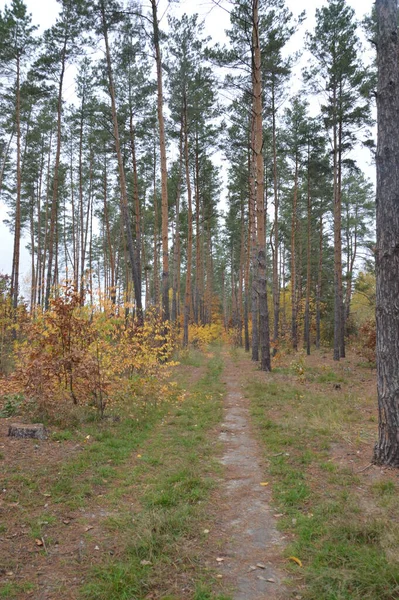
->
<box><xmin>0</xmin><ymin>0</ymin><xmax>375</xmax><ymax>283</ymax></box>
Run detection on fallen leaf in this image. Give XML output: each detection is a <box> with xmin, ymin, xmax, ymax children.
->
<box><xmin>35</xmin><ymin>539</ymin><xmax>43</xmax><ymax>546</ymax></box>
<box><xmin>249</xmin><ymin>565</ymin><xmax>257</xmax><ymax>572</ymax></box>
<box><xmin>267</xmin><ymin>578</ymin><xmax>275</xmax><ymax>583</ymax></box>
<box><xmin>43</xmin><ymin>493</ymin><xmax>51</xmax><ymax>498</ymax></box>
<box><xmin>6</xmin><ymin>571</ymin><xmax>14</xmax><ymax>576</ymax></box>
<box><xmin>84</xmin><ymin>526</ymin><xmax>94</xmax><ymax>532</ymax></box>
<box><xmin>289</xmin><ymin>556</ymin><xmax>303</xmax><ymax>567</ymax></box>
<box><xmin>140</xmin><ymin>560</ymin><xmax>152</xmax><ymax>566</ymax></box>
<box><xmin>256</xmin><ymin>563</ymin><xmax>266</xmax><ymax>569</ymax></box>
<box><xmin>260</xmin><ymin>482</ymin><xmax>269</xmax><ymax>486</ymax></box>
<box><xmin>63</xmin><ymin>520</ymin><xmax>70</xmax><ymax>525</ymax></box>
<box><xmin>216</xmin><ymin>557</ymin><xmax>224</xmax><ymax>562</ymax></box>
<box><xmin>274</xmin><ymin>513</ymin><xmax>284</xmax><ymax>518</ymax></box>
<box><xmin>257</xmin><ymin>575</ymin><xmax>266</xmax><ymax>581</ymax></box>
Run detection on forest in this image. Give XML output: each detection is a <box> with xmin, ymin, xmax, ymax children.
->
<box><xmin>1</xmin><ymin>0</ymin><xmax>399</xmax><ymax>599</ymax></box>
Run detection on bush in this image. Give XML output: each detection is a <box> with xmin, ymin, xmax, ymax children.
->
<box><xmin>356</xmin><ymin>319</ymin><xmax>376</xmax><ymax>365</ymax></box>
<box><xmin>15</xmin><ymin>287</ymin><xmax>177</xmax><ymax>421</ymax></box>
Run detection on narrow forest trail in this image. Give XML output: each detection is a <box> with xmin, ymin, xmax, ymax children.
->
<box><xmin>213</xmin><ymin>351</ymin><xmax>288</xmax><ymax>599</ymax></box>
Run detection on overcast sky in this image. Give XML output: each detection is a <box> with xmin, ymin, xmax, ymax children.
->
<box><xmin>0</xmin><ymin>0</ymin><xmax>375</xmax><ymax>286</ymax></box>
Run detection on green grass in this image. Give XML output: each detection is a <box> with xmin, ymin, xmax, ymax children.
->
<box><xmin>0</xmin><ymin>582</ymin><xmax>35</xmax><ymax>598</ymax></box>
<box><xmin>247</xmin><ymin>374</ymin><xmax>399</xmax><ymax>600</ymax></box>
<box><xmin>80</xmin><ymin>349</ymin><xmax>231</xmax><ymax>600</ymax></box>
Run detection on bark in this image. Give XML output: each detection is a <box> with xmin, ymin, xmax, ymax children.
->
<box><xmin>373</xmin><ymin>0</ymin><xmax>399</xmax><ymax>467</ymax></box>
<box><xmin>151</xmin><ymin>0</ymin><xmax>169</xmax><ymax>322</ymax></box>
<box><xmin>253</xmin><ymin>0</ymin><xmax>271</xmax><ymax>371</ymax></box>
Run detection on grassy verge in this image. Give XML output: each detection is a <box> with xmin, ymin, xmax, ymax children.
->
<box><xmin>0</xmin><ymin>348</ymin><xmax>229</xmax><ymax>600</ymax></box>
<box><xmin>79</xmin><ymin>348</ymin><xmax>230</xmax><ymax>600</ymax></box>
<box><xmin>245</xmin><ymin>351</ymin><xmax>399</xmax><ymax>600</ymax></box>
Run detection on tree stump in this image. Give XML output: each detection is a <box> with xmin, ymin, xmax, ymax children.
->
<box><xmin>8</xmin><ymin>423</ymin><xmax>48</xmax><ymax>441</ymax></box>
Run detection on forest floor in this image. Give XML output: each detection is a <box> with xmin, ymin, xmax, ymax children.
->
<box><xmin>1</xmin><ymin>344</ymin><xmax>399</xmax><ymax>600</ymax></box>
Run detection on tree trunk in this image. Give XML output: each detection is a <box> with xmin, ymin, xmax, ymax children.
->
<box><xmin>151</xmin><ymin>0</ymin><xmax>169</xmax><ymax>322</ymax></box>
<box><xmin>100</xmin><ymin>1</ymin><xmax>142</xmax><ymax>321</ymax></box>
<box><xmin>45</xmin><ymin>38</ymin><xmax>66</xmax><ymax>310</ymax></box>
<box><xmin>291</xmin><ymin>155</ymin><xmax>299</xmax><ymax>351</ymax></box>
<box><xmin>253</xmin><ymin>0</ymin><xmax>271</xmax><ymax>372</ymax></box>
<box><xmin>11</xmin><ymin>55</ymin><xmax>21</xmax><ymax>312</ymax></box>
<box><xmin>249</xmin><ymin>104</ymin><xmax>258</xmax><ymax>362</ymax></box>
<box><xmin>316</xmin><ymin>214</ymin><xmax>323</xmax><ymax>349</ymax></box>
<box><xmin>183</xmin><ymin>99</ymin><xmax>193</xmax><ymax>348</ymax></box>
<box><xmin>172</xmin><ymin>121</ymin><xmax>183</xmax><ymax>324</ymax></box>
<box><xmin>271</xmin><ymin>81</ymin><xmax>280</xmax><ymax>352</ymax></box>
<box><xmin>373</xmin><ymin>0</ymin><xmax>399</xmax><ymax>466</ymax></box>
<box><xmin>304</xmin><ymin>143</ymin><xmax>311</xmax><ymax>355</ymax></box>
<box><xmin>333</xmin><ymin>87</ymin><xmax>343</xmax><ymax>360</ymax></box>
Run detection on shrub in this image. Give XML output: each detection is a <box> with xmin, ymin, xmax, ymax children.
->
<box><xmin>15</xmin><ymin>287</ymin><xmax>177</xmax><ymax>421</ymax></box>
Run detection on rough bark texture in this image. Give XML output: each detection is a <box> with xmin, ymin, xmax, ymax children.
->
<box><xmin>374</xmin><ymin>0</ymin><xmax>399</xmax><ymax>467</ymax></box>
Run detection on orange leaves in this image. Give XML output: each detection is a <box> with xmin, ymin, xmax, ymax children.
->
<box><xmin>14</xmin><ymin>287</ymin><xmax>178</xmax><ymax>421</ymax></box>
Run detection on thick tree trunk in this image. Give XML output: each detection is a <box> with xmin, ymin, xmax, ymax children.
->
<box><xmin>374</xmin><ymin>0</ymin><xmax>399</xmax><ymax>467</ymax></box>
<box><xmin>151</xmin><ymin>0</ymin><xmax>169</xmax><ymax>322</ymax></box>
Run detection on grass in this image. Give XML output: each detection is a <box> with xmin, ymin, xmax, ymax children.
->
<box><xmin>0</xmin><ymin>582</ymin><xmax>34</xmax><ymax>598</ymax></box>
<box><xmin>0</xmin><ymin>348</ymin><xmax>230</xmax><ymax>600</ymax></box>
<box><xmin>79</xmin><ymin>348</ymin><xmax>230</xmax><ymax>600</ymax></box>
<box><xmin>246</xmin><ymin>352</ymin><xmax>399</xmax><ymax>600</ymax></box>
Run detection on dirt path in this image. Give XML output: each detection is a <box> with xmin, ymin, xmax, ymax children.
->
<box><xmin>215</xmin><ymin>352</ymin><xmax>288</xmax><ymax>599</ymax></box>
